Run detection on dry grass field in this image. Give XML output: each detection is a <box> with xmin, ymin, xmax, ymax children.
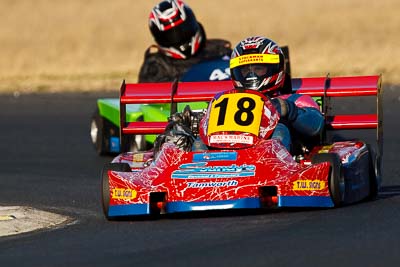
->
<box><xmin>1</xmin><ymin>0</ymin><xmax>399</xmax><ymax>93</ymax></box>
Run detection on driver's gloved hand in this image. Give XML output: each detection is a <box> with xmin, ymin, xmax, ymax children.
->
<box><xmin>271</xmin><ymin>98</ymin><xmax>298</xmax><ymax>122</ymax></box>
<box><xmin>153</xmin><ymin>107</ymin><xmax>196</xmax><ymax>157</ymax></box>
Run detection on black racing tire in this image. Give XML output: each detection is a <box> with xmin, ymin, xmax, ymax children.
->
<box><xmin>311</xmin><ymin>153</ymin><xmax>344</xmax><ymax>207</ymax></box>
<box><xmin>123</xmin><ymin>134</ymin><xmax>150</xmax><ymax>153</ymax></box>
<box><xmin>367</xmin><ymin>144</ymin><xmax>380</xmax><ymax>200</ymax></box>
<box><xmin>90</xmin><ymin>108</ymin><xmax>107</xmax><ymax>155</ymax></box>
<box><xmin>101</xmin><ymin>163</ymin><xmax>131</xmax><ymax>220</ymax></box>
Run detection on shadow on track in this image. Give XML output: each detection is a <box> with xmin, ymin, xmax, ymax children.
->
<box><xmin>378</xmin><ymin>185</ymin><xmax>400</xmax><ymax>199</ymax></box>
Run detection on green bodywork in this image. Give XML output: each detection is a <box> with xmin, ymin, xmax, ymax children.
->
<box><xmin>313</xmin><ymin>97</ymin><xmax>323</xmax><ymax>108</ymax></box>
<box><xmin>97</xmin><ymin>98</ymin><xmax>208</xmax><ymax>143</ymax></box>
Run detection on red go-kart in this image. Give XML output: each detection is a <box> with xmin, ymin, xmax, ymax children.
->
<box><xmin>101</xmin><ymin>75</ymin><xmax>382</xmax><ymax>220</ymax></box>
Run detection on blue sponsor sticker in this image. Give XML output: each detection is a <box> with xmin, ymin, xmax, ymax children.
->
<box><xmin>172</xmin><ymin>162</ymin><xmax>256</xmax><ymax>179</ymax></box>
<box><xmin>192</xmin><ymin>152</ymin><xmax>238</xmax><ymax>162</ymax></box>
<box><xmin>109</xmin><ymin>137</ymin><xmax>120</xmax><ymax>153</ymax></box>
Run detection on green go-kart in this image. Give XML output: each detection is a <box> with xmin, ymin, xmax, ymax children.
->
<box><xmin>90</xmin><ymin>47</ymin><xmax>291</xmax><ymax>155</ymax></box>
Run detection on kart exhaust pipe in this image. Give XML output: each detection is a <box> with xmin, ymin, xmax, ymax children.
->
<box><xmin>259</xmin><ymin>186</ymin><xmax>278</xmax><ymax>208</ymax></box>
<box><xmin>149</xmin><ymin>192</ymin><xmax>167</xmax><ymax>215</ymax></box>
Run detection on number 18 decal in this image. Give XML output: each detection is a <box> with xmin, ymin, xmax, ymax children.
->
<box><xmin>207</xmin><ymin>93</ymin><xmax>264</xmax><ymax>136</ymax></box>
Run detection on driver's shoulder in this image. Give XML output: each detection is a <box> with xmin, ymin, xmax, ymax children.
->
<box><xmin>279</xmin><ymin>94</ymin><xmax>319</xmax><ymax>109</ymax></box>
<box><xmin>202</xmin><ymin>39</ymin><xmax>232</xmax><ymax>58</ymax></box>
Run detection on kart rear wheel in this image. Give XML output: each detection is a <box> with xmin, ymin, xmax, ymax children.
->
<box><xmin>311</xmin><ymin>153</ymin><xmax>344</xmax><ymax>207</ymax></box>
<box><xmin>120</xmin><ymin>116</ymin><xmax>151</xmax><ymax>153</ymax></box>
<box><xmin>367</xmin><ymin>144</ymin><xmax>380</xmax><ymax>200</ymax></box>
<box><xmin>101</xmin><ymin>163</ymin><xmax>131</xmax><ymax>220</ymax></box>
<box><xmin>124</xmin><ymin>135</ymin><xmax>146</xmax><ymax>152</ymax></box>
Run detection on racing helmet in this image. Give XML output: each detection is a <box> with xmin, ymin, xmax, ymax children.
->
<box><xmin>149</xmin><ymin>0</ymin><xmax>205</xmax><ymax>59</ymax></box>
<box><xmin>230</xmin><ymin>36</ymin><xmax>286</xmax><ymax>95</ymax></box>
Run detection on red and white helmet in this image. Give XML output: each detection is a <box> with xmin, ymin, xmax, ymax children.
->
<box><xmin>230</xmin><ymin>36</ymin><xmax>286</xmax><ymax>95</ymax></box>
<box><xmin>149</xmin><ymin>0</ymin><xmax>205</xmax><ymax>59</ymax></box>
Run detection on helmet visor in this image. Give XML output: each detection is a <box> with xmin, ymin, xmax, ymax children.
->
<box><xmin>239</xmin><ymin>64</ymin><xmax>269</xmax><ymax>77</ymax></box>
<box><xmin>231</xmin><ymin>63</ymin><xmax>280</xmax><ymax>89</ymax></box>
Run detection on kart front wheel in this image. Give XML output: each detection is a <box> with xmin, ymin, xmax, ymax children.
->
<box><xmin>311</xmin><ymin>153</ymin><xmax>344</xmax><ymax>207</ymax></box>
<box><xmin>90</xmin><ymin>108</ymin><xmax>108</xmax><ymax>155</ymax></box>
<box><xmin>101</xmin><ymin>163</ymin><xmax>131</xmax><ymax>220</ymax></box>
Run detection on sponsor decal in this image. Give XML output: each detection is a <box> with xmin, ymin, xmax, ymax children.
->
<box><xmin>172</xmin><ymin>162</ymin><xmax>256</xmax><ymax>179</ymax></box>
<box><xmin>209</xmin><ymin>68</ymin><xmax>230</xmax><ymax>81</ymax></box>
<box><xmin>318</xmin><ymin>145</ymin><xmax>333</xmax><ymax>153</ymax></box>
<box><xmin>293</xmin><ymin>180</ymin><xmax>326</xmax><ymax>191</ymax></box>
<box><xmin>112</xmin><ymin>188</ymin><xmax>137</xmax><ymax>200</ymax></box>
<box><xmin>133</xmin><ymin>153</ymin><xmax>144</xmax><ymax>162</ymax></box>
<box><xmin>210</xmin><ymin>134</ymin><xmax>254</xmax><ymax>144</ymax></box>
<box><xmin>230</xmin><ymin>53</ymin><xmax>280</xmax><ymax>68</ymax></box>
<box><xmin>192</xmin><ymin>152</ymin><xmax>238</xmax><ymax>162</ymax></box>
<box><xmin>187</xmin><ymin>180</ymin><xmax>239</xmax><ymax>188</ymax></box>
<box><xmin>276</xmin><ymin>148</ymin><xmax>291</xmax><ymax>161</ymax></box>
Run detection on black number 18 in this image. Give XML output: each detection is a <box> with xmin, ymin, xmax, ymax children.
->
<box><xmin>214</xmin><ymin>97</ymin><xmax>256</xmax><ymax>126</ymax></box>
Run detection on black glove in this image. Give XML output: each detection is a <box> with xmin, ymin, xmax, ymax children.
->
<box><xmin>153</xmin><ymin>121</ymin><xmax>195</xmax><ymax>156</ymax></box>
<box><xmin>153</xmin><ymin>106</ymin><xmax>197</xmax><ymax>157</ymax></box>
<box><xmin>169</xmin><ymin>105</ymin><xmax>204</xmax><ymax>136</ymax></box>
<box><xmin>271</xmin><ymin>98</ymin><xmax>298</xmax><ymax>122</ymax></box>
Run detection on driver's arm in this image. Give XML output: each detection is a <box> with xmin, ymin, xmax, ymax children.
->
<box><xmin>272</xmin><ymin>94</ymin><xmax>324</xmax><ymax>137</ymax></box>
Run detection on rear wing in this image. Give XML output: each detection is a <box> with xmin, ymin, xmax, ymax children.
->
<box><xmin>291</xmin><ymin>75</ymin><xmax>382</xmax><ymax>130</ymax></box>
<box><xmin>119</xmin><ymin>75</ymin><xmax>382</xmax><ymax>155</ymax></box>
<box><xmin>119</xmin><ymin>80</ymin><xmax>233</xmax><ymax>138</ymax></box>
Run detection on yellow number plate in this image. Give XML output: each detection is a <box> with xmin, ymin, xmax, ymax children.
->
<box><xmin>207</xmin><ymin>93</ymin><xmax>264</xmax><ymax>136</ymax></box>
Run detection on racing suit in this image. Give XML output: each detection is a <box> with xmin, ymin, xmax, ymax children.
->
<box><xmin>138</xmin><ymin>39</ymin><xmax>232</xmax><ymax>83</ymax></box>
<box><xmin>270</xmin><ymin>78</ymin><xmax>324</xmax><ymax>153</ymax></box>
<box><xmin>154</xmin><ymin>74</ymin><xmax>324</xmax><ymax>156</ymax></box>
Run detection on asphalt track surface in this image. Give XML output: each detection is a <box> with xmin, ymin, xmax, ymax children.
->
<box><xmin>0</xmin><ymin>85</ymin><xmax>399</xmax><ymax>267</ymax></box>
